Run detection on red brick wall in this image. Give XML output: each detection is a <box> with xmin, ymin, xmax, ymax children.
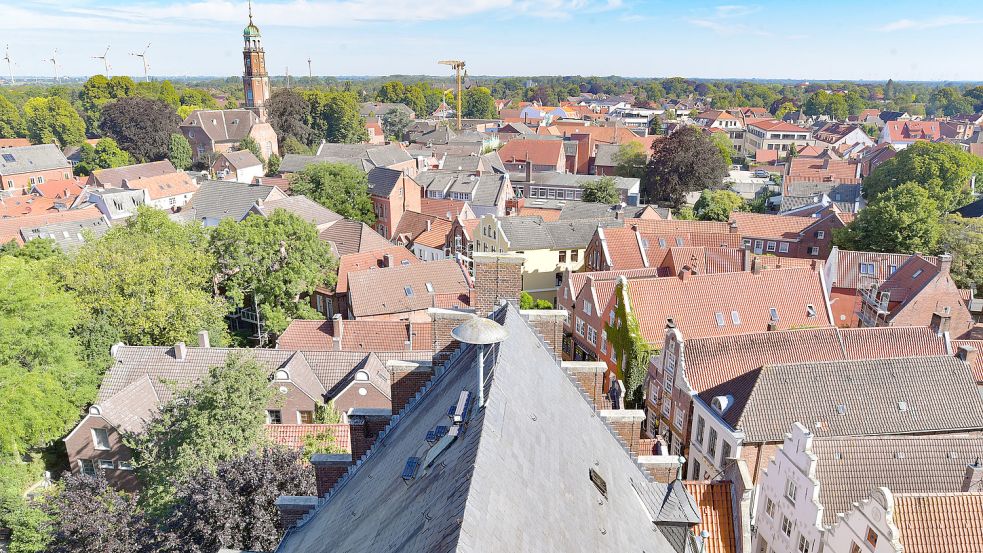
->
<box><xmin>522</xmin><ymin>310</ymin><xmax>566</xmax><ymax>358</ymax></box>
<box><xmin>63</xmin><ymin>414</ymin><xmax>139</xmax><ymax>492</ymax></box>
<box><xmin>310</xmin><ymin>454</ymin><xmax>352</xmax><ymax>497</ymax></box>
<box><xmin>430</xmin><ymin>309</ymin><xmax>474</xmax><ymax>367</ymax></box>
<box><xmin>471</xmin><ymin>254</ymin><xmax>523</xmax><ymax>317</ymax></box>
<box><xmin>390</xmin><ymin>364</ymin><xmax>434</xmax><ymax>414</ymax></box>
<box><xmin>2</xmin><ymin>167</ymin><xmax>73</xmax><ymax>193</ymax></box>
<box><xmin>275</xmin><ymin>498</ymin><xmax>318</xmax><ymax>532</ymax></box>
<box><xmin>348</xmin><ymin>413</ymin><xmax>391</xmax><ymax>462</ymax></box>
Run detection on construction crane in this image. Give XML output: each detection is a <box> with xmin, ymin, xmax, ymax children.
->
<box><xmin>44</xmin><ymin>49</ymin><xmax>59</xmax><ymax>83</ymax></box>
<box><xmin>92</xmin><ymin>45</ymin><xmax>110</xmax><ymax>76</ymax></box>
<box><xmin>3</xmin><ymin>45</ymin><xmax>13</xmax><ymax>85</ymax></box>
<box><xmin>438</xmin><ymin>59</ymin><xmax>465</xmax><ymax>130</ymax></box>
<box><xmin>130</xmin><ymin>43</ymin><xmax>151</xmax><ymax>82</ymax></box>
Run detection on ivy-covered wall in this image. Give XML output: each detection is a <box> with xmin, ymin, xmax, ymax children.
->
<box><xmin>604</xmin><ymin>280</ymin><xmax>657</xmax><ymax>408</ymax></box>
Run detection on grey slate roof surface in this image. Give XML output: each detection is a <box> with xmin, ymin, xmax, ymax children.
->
<box><xmin>498</xmin><ymin>216</ymin><xmax>619</xmax><ymax>250</ymax></box>
<box><xmin>810</xmin><ymin>432</ymin><xmax>983</xmax><ymax>525</ymax></box>
<box><xmin>480</xmin><ymin>151</ymin><xmax>507</xmax><ymax>174</ymax></box>
<box><xmin>220</xmin><ymin>149</ymin><xmax>263</xmax><ymax>170</ymax></box>
<box><xmin>367</xmin><ymin>167</ymin><xmax>403</xmax><ymax>197</ymax></box>
<box><xmin>188</xmin><ymin>180</ymin><xmax>280</xmax><ymax>222</ymax></box>
<box><xmin>530</xmin><ymin>171</ymin><xmax>639</xmax><ymax>191</ymax></box>
<box><xmin>593</xmin><ymin>143</ymin><xmax>621</xmax><ymax>167</ymax></box>
<box><xmin>732</xmin><ymin>356</ymin><xmax>983</xmax><ymax>442</ymax></box>
<box><xmin>417</xmin><ymin>172</ymin><xmax>510</xmax><ymax>208</ymax></box>
<box><xmin>275</xmin><ymin>305</ymin><xmax>695</xmax><ymax>553</ymax></box>
<box><xmin>0</xmin><ymin>144</ymin><xmax>70</xmax><ymax>175</ymax></box>
<box><xmin>255</xmin><ymin>195</ymin><xmax>343</xmax><ymax>227</ymax></box>
<box><xmin>87</xmin><ymin>188</ymin><xmax>145</xmax><ymax>219</ymax></box>
<box><xmin>786</xmin><ymin>182</ymin><xmax>862</xmax><ymax>204</ymax></box>
<box><xmin>956</xmin><ymin>197</ymin><xmax>983</xmax><ymax>218</ymax></box>
<box><xmin>181</xmin><ymin>109</ymin><xmax>260</xmax><ymax>143</ymax></box>
<box><xmin>557</xmin><ymin>201</ymin><xmax>656</xmax><ymax>221</ymax></box>
<box><xmin>281</xmin><ymin>145</ymin><xmax>412</xmax><ymax>174</ymax></box>
<box><xmin>20</xmin><ymin>216</ymin><xmax>109</xmax><ymax>251</ymax></box>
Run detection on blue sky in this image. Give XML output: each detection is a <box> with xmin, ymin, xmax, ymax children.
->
<box><xmin>3</xmin><ymin>0</ymin><xmax>982</xmax><ymax>81</ymax></box>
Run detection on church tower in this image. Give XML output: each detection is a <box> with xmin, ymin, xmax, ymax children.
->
<box><xmin>242</xmin><ymin>0</ymin><xmax>270</xmax><ymax>121</ymax></box>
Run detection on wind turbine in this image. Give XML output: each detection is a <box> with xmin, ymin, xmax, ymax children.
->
<box><xmin>92</xmin><ymin>45</ymin><xmax>110</xmax><ymax>76</ymax></box>
<box><xmin>130</xmin><ymin>42</ymin><xmax>150</xmax><ymax>82</ymax></box>
<box><xmin>44</xmin><ymin>49</ymin><xmax>59</xmax><ymax>83</ymax></box>
<box><xmin>2</xmin><ymin>45</ymin><xmax>13</xmax><ymax>85</ymax></box>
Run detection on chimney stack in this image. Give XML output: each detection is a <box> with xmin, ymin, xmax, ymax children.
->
<box><xmin>197</xmin><ymin>330</ymin><xmax>210</xmax><ymax>348</ymax></box>
<box><xmin>275</xmin><ymin>496</ymin><xmax>319</xmax><ymax>532</ymax></box>
<box><xmin>729</xmin><ymin>220</ymin><xmax>739</xmax><ymax>234</ymax></box>
<box><xmin>958</xmin><ymin>344</ymin><xmax>978</xmax><ymax>367</ymax></box>
<box><xmin>310</xmin><ymin>454</ymin><xmax>353</xmax><ymax>497</ymax></box>
<box><xmin>332</xmin><ymin>314</ymin><xmax>343</xmax><ymax>351</ymax></box>
<box><xmin>383</xmin><ymin>253</ymin><xmax>394</xmax><ymax>268</ymax></box>
<box><xmin>751</xmin><ymin>257</ymin><xmax>761</xmax><ymax>275</ymax></box>
<box><xmin>930</xmin><ymin>310</ymin><xmax>952</xmax><ymax>336</ymax></box>
<box><xmin>174</xmin><ymin>342</ymin><xmax>187</xmax><ymax>361</ymax></box>
<box><xmin>937</xmin><ymin>253</ymin><xmax>953</xmax><ymax>275</ymax></box>
<box><xmin>962</xmin><ymin>458</ymin><xmax>983</xmax><ymax>492</ymax></box>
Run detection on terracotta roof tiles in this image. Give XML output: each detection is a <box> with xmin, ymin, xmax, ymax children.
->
<box><xmin>893</xmin><ymin>492</ymin><xmax>983</xmax><ymax>553</ymax></box>
<box><xmin>682</xmin><ymin>481</ymin><xmax>737</xmax><ymax>553</ymax></box>
<box><xmin>277</xmin><ymin>319</ymin><xmax>432</xmax><ymax>352</ymax></box>
<box><xmin>266</xmin><ymin>423</ymin><xmax>351</xmax><ymax>450</ymax></box>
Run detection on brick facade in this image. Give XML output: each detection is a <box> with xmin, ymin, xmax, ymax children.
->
<box><xmin>429</xmin><ymin>308</ymin><xmax>476</xmax><ymax>367</ymax></box>
<box><xmin>348</xmin><ymin>410</ymin><xmax>391</xmax><ymax>462</ymax></box>
<box><xmin>310</xmin><ymin>453</ymin><xmax>353</xmax><ymax>497</ymax></box>
<box><xmin>389</xmin><ymin>361</ymin><xmax>434</xmax><ymax>414</ymax></box>
<box><xmin>521</xmin><ymin>309</ymin><xmax>567</xmax><ymax>358</ymax></box>
<box><xmin>471</xmin><ymin>253</ymin><xmax>524</xmax><ymax>317</ymax></box>
<box><xmin>275</xmin><ymin>496</ymin><xmax>319</xmax><ymax>532</ymax></box>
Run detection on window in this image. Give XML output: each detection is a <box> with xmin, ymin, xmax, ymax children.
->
<box><xmin>299</xmin><ymin>411</ymin><xmax>315</xmax><ymax>424</ymax></box>
<box><xmin>743</xmin><ymin>238</ymin><xmax>752</xmax><ymax>249</ymax></box>
<box><xmin>98</xmin><ymin>459</ymin><xmax>115</xmax><ymax>470</ymax></box>
<box><xmin>779</xmin><ymin>242</ymin><xmax>789</xmax><ymax>253</ymax></box>
<box><xmin>575</xmin><ymin>317</ymin><xmax>585</xmax><ymax>336</ymax></box>
<box><xmin>555</xmin><ymin>273</ymin><xmax>563</xmax><ymax>287</ymax></box>
<box><xmin>664</xmin><ymin>347</ymin><xmax>677</xmax><ymax>375</ymax></box>
<box><xmin>754</xmin><ymin>240</ymin><xmax>764</xmax><ymax>253</ymax></box>
<box><xmin>806</xmin><ymin>304</ymin><xmax>817</xmax><ymax>318</ymax></box>
<box><xmin>600</xmin><ymin>331</ymin><xmax>607</xmax><ymax>353</ymax></box>
<box><xmin>79</xmin><ymin>459</ymin><xmax>96</xmax><ymax>476</ymax></box>
<box><xmin>889</xmin><ymin>264</ymin><xmax>897</xmax><ymax>274</ymax></box>
<box><xmin>559</xmin><ymin>250</ymin><xmax>567</xmax><ymax>263</ymax></box>
<box><xmin>850</xmin><ymin>543</ymin><xmax>861</xmax><ymax>553</ymax></box>
<box><xmin>571</xmin><ymin>250</ymin><xmax>579</xmax><ymax>262</ymax></box>
<box><xmin>766</xmin><ymin>241</ymin><xmax>776</xmax><ymax>252</ymax></box>
<box><xmin>715</xmin><ymin>312</ymin><xmax>725</xmax><ymax>327</ymax></box>
<box><xmin>266</xmin><ymin>410</ymin><xmax>282</xmax><ymax>424</ymax></box>
<box><xmin>797</xmin><ymin>536</ymin><xmax>811</xmax><ymax>553</ymax></box>
<box><xmin>781</xmin><ymin>516</ymin><xmax>793</xmax><ymax>537</ymax></box>
<box><xmin>695</xmin><ymin>416</ymin><xmax>705</xmax><ymax>444</ymax></box>
<box><xmin>609</xmin><ymin>310</ymin><xmax>615</xmax><ymax>326</ymax></box>
<box><xmin>587</xmin><ymin>326</ymin><xmax>597</xmax><ymax>346</ymax></box>
<box><xmin>721</xmin><ymin>441</ymin><xmax>732</xmax><ymax>461</ymax></box>
<box><xmin>583</xmin><ymin>300</ymin><xmax>592</xmax><ymax>316</ymax></box>
<box><xmin>865</xmin><ymin>528</ymin><xmax>878</xmax><ymax>547</ymax></box>
<box><xmin>859</xmin><ymin>262</ymin><xmax>875</xmax><ymax>275</ymax></box>
<box><xmin>707</xmin><ymin>428</ymin><xmax>718</xmax><ymax>459</ymax></box>
<box><xmin>808</xmin><ymin>247</ymin><xmax>820</xmax><ymax>256</ymax></box>
<box><xmin>118</xmin><ymin>461</ymin><xmax>133</xmax><ymax>470</ymax></box>
<box><xmin>769</xmin><ymin>307</ymin><xmax>779</xmax><ymax>321</ymax></box>
<box><xmin>659</xmin><ymin>238</ymin><xmax>667</xmax><ymax>248</ymax></box>
<box><xmin>673</xmin><ymin>407</ymin><xmax>685</xmax><ymax>429</ymax></box>
<box><xmin>911</xmin><ymin>269</ymin><xmax>923</xmax><ymax>279</ymax></box>
<box><xmin>675</xmin><ymin>237</ymin><xmax>684</xmax><ymax>247</ymax></box>
<box><xmin>662</xmin><ymin>391</ymin><xmax>672</xmax><ymax>417</ymax></box>
<box><xmin>425</xmin><ymin>282</ymin><xmax>435</xmax><ymax>294</ymax></box>
<box><xmin>765</xmin><ymin>497</ymin><xmax>776</xmax><ymax>518</ymax></box>
<box><xmin>663</xmin><ymin>374</ymin><xmax>672</xmax><ymax>394</ymax></box>
<box><xmin>92</xmin><ymin>428</ymin><xmax>110</xmax><ymax>450</ymax></box>
<box><xmin>691</xmin><ymin>459</ymin><xmax>702</xmax><ymax>480</ymax></box>
<box><xmin>816</xmin><ymin>230</ymin><xmax>825</xmax><ymax>240</ymax></box>
<box><xmin>785</xmin><ymin>479</ymin><xmax>798</xmax><ymax>504</ymax></box>
<box><xmin>404</xmin><ymin>286</ymin><xmax>414</xmax><ymax>296</ymax></box>
<box><xmin>731</xmin><ymin>310</ymin><xmax>741</xmax><ymax>325</ymax></box>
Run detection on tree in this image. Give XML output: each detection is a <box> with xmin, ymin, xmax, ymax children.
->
<box><xmin>519</xmin><ymin>291</ymin><xmax>553</xmax><ymax>310</ymax></box>
<box><xmin>885</xmin><ymin>79</ymin><xmax>896</xmax><ymax>100</ymax></box>
<box><xmin>774</xmin><ymin>102</ymin><xmax>796</xmax><ymax>119</ymax></box>
<box><xmin>693</xmin><ymin>189</ymin><xmax>744</xmax><ymax>221</ymax></box>
<box><xmin>289</xmin><ymin>163</ymin><xmax>375</xmax><ymax>224</ymax></box>
<box><xmin>612</xmin><ymin>142</ymin><xmax>647</xmax><ymax>179</ymax></box>
<box><xmin>125</xmin><ymin>355</ymin><xmax>275</xmax><ymax>510</ymax></box>
<box><xmin>833</xmin><ymin>182</ymin><xmax>943</xmax><ymax>254</ymax></box>
<box><xmin>281</xmin><ymin>136</ymin><xmax>313</xmax><ymax>156</ymax></box>
<box><xmin>61</xmin><ymin>207</ymin><xmax>229</xmax><ymax>347</ymax></box>
<box><xmin>266</xmin><ymin>88</ymin><xmax>313</xmax><ymax>148</ymax></box>
<box><xmin>209</xmin><ymin>210</ymin><xmax>337</xmax><ymax>335</ymax></box>
<box><xmin>376</xmin><ymin>80</ymin><xmax>407</xmax><ymax>104</ymax></box>
<box><xmin>168</xmin><ymin>133</ymin><xmax>193</xmax><ymax>171</ymax></box>
<box><xmin>99</xmin><ymin>97</ymin><xmax>181</xmax><ymax>162</ymax></box>
<box><xmin>73</xmin><ymin>138</ymin><xmax>131</xmax><ymax>176</ymax></box>
<box><xmin>238</xmin><ymin>136</ymin><xmax>264</xmax><ymax>162</ymax></box>
<box><xmin>580</xmin><ymin>177</ymin><xmax>621</xmax><ymax>204</ymax></box>
<box><xmin>863</xmin><ymin>141</ymin><xmax>983</xmax><ymax>213</ymax></box>
<box><xmin>39</xmin><ymin>473</ymin><xmax>163</xmax><ymax>553</ymax></box>
<box><xmin>22</xmin><ymin>97</ymin><xmax>86</xmax><ymax>147</ymax></box>
<box><xmin>303</xmin><ymin>90</ymin><xmax>369</xmax><ymax>144</ymax></box>
<box><xmin>161</xmin><ymin>448</ymin><xmax>314</xmax><ymax>553</ymax></box>
<box><xmin>157</xmin><ymin>80</ymin><xmax>181</xmax><ymax>108</ymax></box>
<box><xmin>643</xmin><ymin>126</ymin><xmax>728</xmax><ymax>207</ymax></box>
<box><xmin>941</xmin><ymin>215</ymin><xmax>983</xmax><ymax>290</ymax></box>
<box><xmin>711</xmin><ymin>132</ymin><xmax>735</xmax><ymax>166</ymax></box>
<box><xmin>0</xmin><ymin>95</ymin><xmax>26</xmax><ymax>138</ymax></box>
<box><xmin>179</xmin><ymin>89</ymin><xmax>218</xmax><ymax>109</ymax></box>
<box><xmin>266</xmin><ymin>153</ymin><xmax>281</xmax><ymax>176</ymax></box>
<box><xmin>381</xmin><ymin>108</ymin><xmax>411</xmax><ymax>141</ymax></box>
<box><xmin>965</xmin><ymin>86</ymin><xmax>983</xmax><ymax>112</ymax></box>
<box><xmin>461</xmin><ymin>87</ymin><xmax>497</xmax><ymax>119</ymax></box>
<box><xmin>647</xmin><ymin>114</ymin><xmax>663</xmax><ymax>136</ymax></box>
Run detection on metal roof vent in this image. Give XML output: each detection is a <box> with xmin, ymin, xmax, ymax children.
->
<box><xmin>897</xmin><ymin>401</ymin><xmax>908</xmax><ymax>412</ymax></box>
<box><xmin>835</xmin><ymin>404</ymin><xmax>846</xmax><ymax>415</ymax></box>
<box><xmin>451</xmin><ymin>317</ymin><xmax>509</xmax><ymax>408</ymax></box>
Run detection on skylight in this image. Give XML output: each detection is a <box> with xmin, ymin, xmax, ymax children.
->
<box><xmin>404</xmin><ymin>286</ymin><xmax>414</xmax><ymax>296</ymax></box>
<box><xmin>806</xmin><ymin>304</ymin><xmax>817</xmax><ymax>318</ymax></box>
<box><xmin>714</xmin><ymin>312</ymin><xmax>725</xmax><ymax>327</ymax></box>
<box><xmin>1</xmin><ymin>153</ymin><xmax>15</xmax><ymax>162</ymax></box>
<box><xmin>731</xmin><ymin>310</ymin><xmax>741</xmax><ymax>325</ymax></box>
<box><xmin>425</xmin><ymin>282</ymin><xmax>435</xmax><ymax>294</ymax></box>
<box><xmin>769</xmin><ymin>307</ymin><xmax>779</xmax><ymax>321</ymax></box>
<box><xmin>912</xmin><ymin>269</ymin><xmax>923</xmax><ymax>279</ymax></box>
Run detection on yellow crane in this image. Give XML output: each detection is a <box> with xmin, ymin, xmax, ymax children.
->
<box><xmin>438</xmin><ymin>59</ymin><xmax>466</xmax><ymax>130</ymax></box>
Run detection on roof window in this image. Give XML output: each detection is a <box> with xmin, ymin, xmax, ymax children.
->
<box><xmin>769</xmin><ymin>307</ymin><xmax>779</xmax><ymax>321</ymax></box>
<box><xmin>836</xmin><ymin>404</ymin><xmax>846</xmax><ymax>415</ymax></box>
<box><xmin>589</xmin><ymin>467</ymin><xmax>608</xmax><ymax>499</ymax></box>
<box><xmin>714</xmin><ymin>312</ymin><xmax>725</xmax><ymax>327</ymax></box>
<box><xmin>806</xmin><ymin>304</ymin><xmax>817</xmax><ymax>318</ymax></box>
<box><xmin>897</xmin><ymin>401</ymin><xmax>908</xmax><ymax>412</ymax></box>
<box><xmin>425</xmin><ymin>282</ymin><xmax>435</xmax><ymax>294</ymax></box>
<box><xmin>404</xmin><ymin>286</ymin><xmax>414</xmax><ymax>296</ymax></box>
<box><xmin>911</xmin><ymin>269</ymin><xmax>923</xmax><ymax>279</ymax></box>
<box><xmin>2</xmin><ymin>154</ymin><xmax>14</xmax><ymax>162</ymax></box>
<box><xmin>731</xmin><ymin>310</ymin><xmax>741</xmax><ymax>325</ymax></box>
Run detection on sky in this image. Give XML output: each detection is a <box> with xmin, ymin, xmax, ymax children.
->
<box><xmin>2</xmin><ymin>0</ymin><xmax>983</xmax><ymax>81</ymax></box>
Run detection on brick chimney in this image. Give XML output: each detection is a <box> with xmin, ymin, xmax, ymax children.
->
<box><xmin>742</xmin><ymin>248</ymin><xmax>753</xmax><ymax>271</ymax></box>
<box><xmin>962</xmin><ymin>458</ymin><xmax>983</xmax><ymax>492</ymax></box>
<box><xmin>387</xmin><ymin>360</ymin><xmax>434</xmax><ymax>414</ymax></box>
<box><xmin>275</xmin><ymin>496</ymin><xmax>319</xmax><ymax>531</ymax></box>
<box><xmin>520</xmin><ymin>310</ymin><xmax>567</xmax><ymax>358</ymax></box>
<box><xmin>197</xmin><ymin>330</ymin><xmax>210</xmax><ymax>348</ymax></box>
<box><xmin>751</xmin><ymin>257</ymin><xmax>761</xmax><ymax>275</ymax></box>
<box><xmin>937</xmin><ymin>253</ymin><xmax>953</xmax><ymax>275</ymax></box>
<box><xmin>383</xmin><ymin>253</ymin><xmax>394</xmax><ymax>268</ymax></box>
<box><xmin>729</xmin><ymin>220</ymin><xmax>739</xmax><ymax>234</ymax></box>
<box><xmin>348</xmin><ymin>409</ymin><xmax>391</xmax><ymax>463</ymax></box>
<box><xmin>429</xmin><ymin>308</ymin><xmax>475</xmax><ymax>367</ymax></box>
<box><xmin>471</xmin><ymin>253</ymin><xmax>524</xmax><ymax>317</ymax></box>
<box><xmin>332</xmin><ymin>314</ymin><xmax>343</xmax><ymax>351</ymax></box>
<box><xmin>310</xmin><ymin>453</ymin><xmax>352</xmax><ymax>497</ymax></box>
<box><xmin>930</xmin><ymin>310</ymin><xmax>952</xmax><ymax>336</ymax></box>
<box><xmin>958</xmin><ymin>344</ymin><xmax>979</xmax><ymax>367</ymax></box>
<box><xmin>678</xmin><ymin>266</ymin><xmax>693</xmax><ymax>281</ymax></box>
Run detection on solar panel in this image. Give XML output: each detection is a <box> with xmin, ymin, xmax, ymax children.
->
<box><xmin>2</xmin><ymin>153</ymin><xmax>14</xmax><ymax>162</ymax></box>
<box><xmin>401</xmin><ymin>457</ymin><xmax>420</xmax><ymax>481</ymax></box>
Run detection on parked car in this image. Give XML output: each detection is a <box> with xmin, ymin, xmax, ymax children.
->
<box><xmin>753</xmin><ymin>169</ymin><xmax>770</xmax><ymax>178</ymax></box>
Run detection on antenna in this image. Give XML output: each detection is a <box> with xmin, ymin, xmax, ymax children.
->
<box><xmin>307</xmin><ymin>57</ymin><xmax>312</xmax><ymax>80</ymax></box>
<box><xmin>2</xmin><ymin>45</ymin><xmax>12</xmax><ymax>85</ymax></box>
<box><xmin>91</xmin><ymin>45</ymin><xmax>110</xmax><ymax>76</ymax></box>
<box><xmin>130</xmin><ymin>42</ymin><xmax>151</xmax><ymax>82</ymax></box>
<box><xmin>44</xmin><ymin>49</ymin><xmax>59</xmax><ymax>83</ymax></box>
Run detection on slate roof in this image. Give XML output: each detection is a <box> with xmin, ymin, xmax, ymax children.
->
<box><xmin>809</xmin><ymin>433</ymin><xmax>983</xmax><ymax>525</ymax></box>
<box><xmin>347</xmin><ymin>259</ymin><xmax>471</xmax><ymax>318</ymax></box>
<box><xmin>277</xmin><ymin>319</ymin><xmax>432</xmax><ymax>352</ymax></box>
<box><xmin>529</xmin><ymin>171</ymin><xmax>640</xmax><ymax>191</ymax></box>
<box><xmin>318</xmin><ymin>219</ymin><xmax>393</xmax><ymax>256</ymax></box>
<box><xmin>955</xmin><ymin>197</ymin><xmax>983</xmax><ymax>218</ymax></box>
<box><xmin>181</xmin><ymin>109</ymin><xmax>260</xmax><ymax>143</ymax></box>
<box><xmin>0</xmin><ymin>144</ymin><xmax>71</xmax><ymax>176</ymax></box>
<box><xmin>593</xmin><ymin>143</ymin><xmax>621</xmax><ymax>167</ymax></box>
<box><xmin>558</xmin><ymin>201</ymin><xmax>659</xmax><ymax>221</ymax></box>
<box><xmin>417</xmin><ymin>172</ymin><xmax>511</xmax><ymax>208</ymax></box>
<box><xmin>275</xmin><ymin>305</ymin><xmax>697</xmax><ymax>553</ymax></box>
<box><xmin>254</xmin><ymin>195</ymin><xmax>343</xmax><ymax>227</ymax></box>
<box><xmin>892</xmin><ymin>492</ymin><xmax>983</xmax><ymax>553</ymax></box>
<box><xmin>97</xmin><ymin>374</ymin><xmax>160</xmax><ymax>434</ymax></box>
<box><xmin>187</xmin><ymin>180</ymin><xmax>282</xmax><ymax>222</ymax></box>
<box><xmin>498</xmin><ymin>216</ymin><xmax>619</xmax><ymax>250</ymax></box>
<box><xmin>367</xmin><ymin>167</ymin><xmax>404</xmax><ymax>197</ymax></box>
<box><xmin>360</xmin><ymin>102</ymin><xmax>413</xmax><ymax>118</ymax></box>
<box><xmin>85</xmin><ymin>188</ymin><xmax>145</xmax><ymax>219</ymax></box>
<box><xmin>732</xmin><ymin>356</ymin><xmax>983</xmax><ymax>442</ymax></box>
<box><xmin>20</xmin><ymin>216</ymin><xmax>109</xmax><ymax>251</ymax></box>
<box><xmin>219</xmin><ymin>149</ymin><xmax>263</xmax><ymax>170</ymax></box>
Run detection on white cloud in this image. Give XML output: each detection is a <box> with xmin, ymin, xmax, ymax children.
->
<box><xmin>714</xmin><ymin>4</ymin><xmax>760</xmax><ymax>18</ymax></box>
<box><xmin>687</xmin><ymin>18</ymin><xmax>770</xmax><ymax>37</ymax></box>
<box><xmin>878</xmin><ymin>15</ymin><xmax>981</xmax><ymax>31</ymax></box>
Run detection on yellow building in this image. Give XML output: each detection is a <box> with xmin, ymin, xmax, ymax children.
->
<box><xmin>472</xmin><ymin>214</ymin><xmax>615</xmax><ymax>305</ymax></box>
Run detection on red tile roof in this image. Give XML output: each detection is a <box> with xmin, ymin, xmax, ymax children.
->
<box><xmin>682</xmin><ymin>481</ymin><xmax>737</xmax><ymax>553</ymax></box>
<box><xmin>266</xmin><ymin>423</ymin><xmax>351</xmax><ymax>450</ymax></box>
<box><xmin>729</xmin><ymin>211</ymin><xmax>815</xmax><ymax>240</ymax></box>
<box><xmin>497</xmin><ymin>139</ymin><xmax>564</xmax><ymax>167</ymax></box>
<box><xmin>892</xmin><ymin>492</ymin><xmax>983</xmax><ymax>553</ymax></box>
<box><xmin>393</xmin><ymin>211</ymin><xmax>452</xmax><ymax>249</ymax></box>
<box><xmin>123</xmin><ymin>171</ymin><xmax>198</xmax><ymax>200</ymax></box>
<box><xmin>953</xmin><ymin>340</ymin><xmax>983</xmax><ymax>382</ymax></box>
<box><xmin>335</xmin><ymin>246</ymin><xmax>419</xmax><ymax>294</ymax></box>
<box><xmin>31</xmin><ymin>178</ymin><xmax>84</xmax><ymax>199</ymax></box>
<box><xmin>347</xmin><ymin>259</ymin><xmax>471</xmax><ymax>318</ymax></box>
<box><xmin>0</xmin><ymin>138</ymin><xmax>31</xmax><ymax>148</ymax></box>
<box><xmin>786</xmin><ymin>157</ymin><xmax>860</xmax><ymax>184</ymax></box>
<box><xmin>0</xmin><ymin>206</ymin><xmax>104</xmax><ymax>244</ymax></box>
<box><xmin>277</xmin><ymin>319</ymin><xmax>432</xmax><ymax>352</ymax></box>
<box><xmin>886</xmin><ymin>120</ymin><xmax>941</xmax><ymax>143</ymax></box>
<box><xmin>420</xmin><ymin>198</ymin><xmax>473</xmax><ymax>220</ymax></box>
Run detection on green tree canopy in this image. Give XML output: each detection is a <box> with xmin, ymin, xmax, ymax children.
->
<box><xmin>23</xmin><ymin>97</ymin><xmax>86</xmax><ymax>147</ymax></box>
<box><xmin>209</xmin><ymin>210</ymin><xmax>337</xmax><ymax>335</ymax></box>
<box><xmin>381</xmin><ymin>107</ymin><xmax>411</xmax><ymax>141</ymax></box>
<box><xmin>73</xmin><ymin>138</ymin><xmax>132</xmax><ymax>176</ymax></box>
<box><xmin>0</xmin><ymin>95</ymin><xmax>26</xmax><ymax>138</ymax></box>
<box><xmin>289</xmin><ymin>162</ymin><xmax>375</xmax><ymax>224</ymax></box>
<box><xmin>238</xmin><ymin>136</ymin><xmax>264</xmax><ymax>162</ymax></box>
<box><xmin>643</xmin><ymin>126</ymin><xmax>728</xmax><ymax>207</ymax></box>
<box><xmin>461</xmin><ymin>87</ymin><xmax>497</xmax><ymax>119</ymax></box>
<box><xmin>266</xmin><ymin>88</ymin><xmax>314</xmax><ymax>149</ymax></box>
<box><xmin>168</xmin><ymin>133</ymin><xmax>193</xmax><ymax>171</ymax></box>
<box><xmin>863</xmin><ymin>141</ymin><xmax>983</xmax><ymax>213</ymax></box>
<box><xmin>834</xmin><ymin>182</ymin><xmax>943</xmax><ymax>254</ymax></box>
<box><xmin>612</xmin><ymin>142</ymin><xmax>646</xmax><ymax>179</ymax></box>
<box><xmin>941</xmin><ymin>214</ymin><xmax>983</xmax><ymax>289</ymax></box>
<box><xmin>693</xmin><ymin>189</ymin><xmax>745</xmax><ymax>221</ymax></box>
<box><xmin>580</xmin><ymin>177</ymin><xmax>621</xmax><ymax>204</ymax></box>
<box><xmin>710</xmin><ymin>132</ymin><xmax>735</xmax><ymax>166</ymax></box>
<box><xmin>376</xmin><ymin>80</ymin><xmax>406</xmax><ymax>104</ymax></box>
<box><xmin>61</xmin><ymin>207</ymin><xmax>229</xmax><ymax>347</ymax></box>
<box><xmin>519</xmin><ymin>291</ymin><xmax>553</xmax><ymax>310</ymax></box>
<box><xmin>302</xmin><ymin>90</ymin><xmax>369</xmax><ymax>144</ymax></box>
<box><xmin>99</xmin><ymin>97</ymin><xmax>181</xmax><ymax>162</ymax></box>
<box><xmin>125</xmin><ymin>354</ymin><xmax>275</xmax><ymax>510</ymax></box>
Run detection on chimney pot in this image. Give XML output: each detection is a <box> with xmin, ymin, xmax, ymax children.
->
<box><xmin>767</xmin><ymin>321</ymin><xmax>778</xmax><ymax>332</ymax></box>
<box><xmin>197</xmin><ymin>330</ymin><xmax>210</xmax><ymax>348</ymax></box>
